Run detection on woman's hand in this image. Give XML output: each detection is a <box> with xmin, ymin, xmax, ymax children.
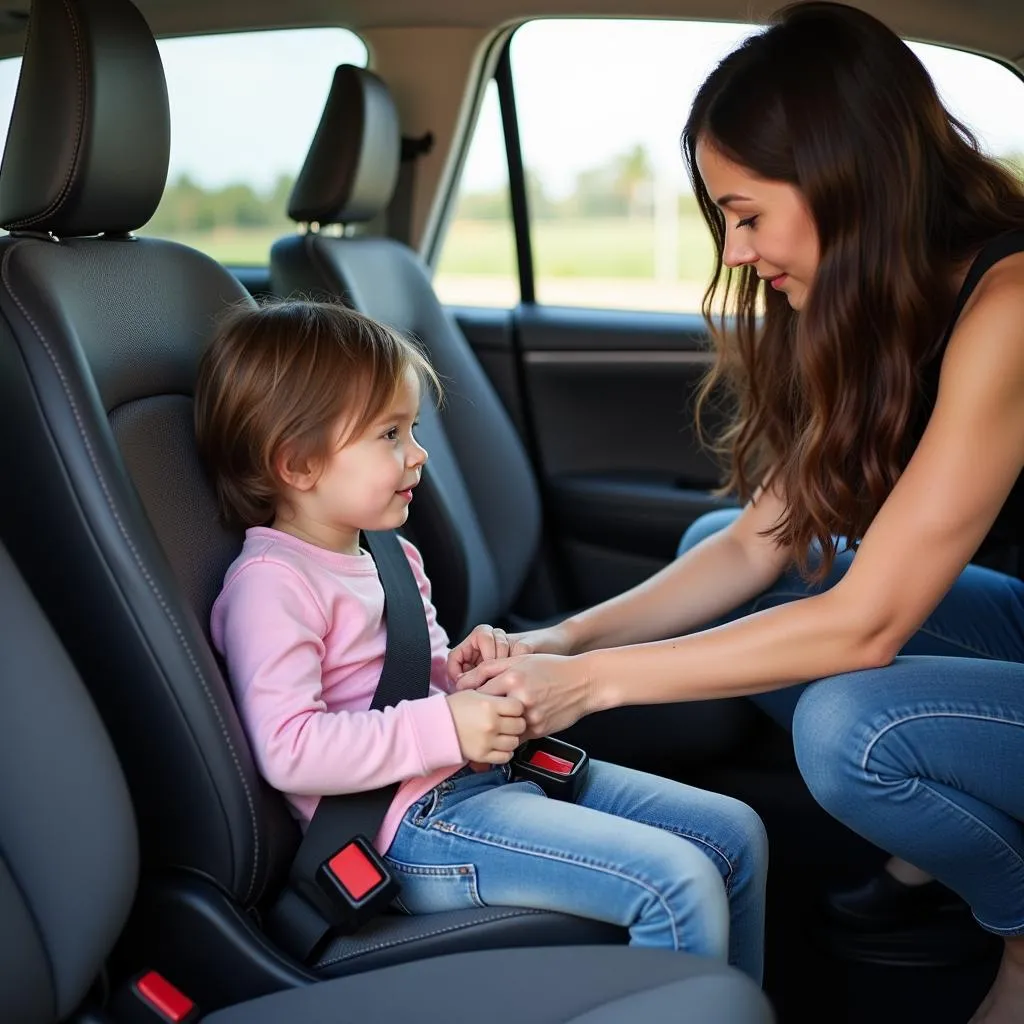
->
<box><xmin>447</xmin><ymin>622</ymin><xmax>574</xmax><ymax>682</ymax></box>
<box><xmin>454</xmin><ymin>653</ymin><xmax>595</xmax><ymax>739</ymax></box>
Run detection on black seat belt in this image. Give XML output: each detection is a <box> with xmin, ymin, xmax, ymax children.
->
<box><xmin>266</xmin><ymin>528</ymin><xmax>433</xmax><ymax>962</ymax></box>
<box><xmin>386</xmin><ymin>132</ymin><xmax>434</xmax><ymax>246</ymax></box>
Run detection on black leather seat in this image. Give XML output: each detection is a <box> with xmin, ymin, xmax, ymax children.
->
<box><xmin>272</xmin><ymin>65</ymin><xmax>537</xmax><ymax>645</ymax></box>
<box><xmin>0</xmin><ymin>536</ymin><xmax>775</xmax><ymax>1023</ymax></box>
<box><xmin>271</xmin><ymin>65</ymin><xmax>757</xmax><ymax>768</ymax></box>
<box><xmin>0</xmin><ymin>0</ymin><xmax>627</xmax><ymax>997</ymax></box>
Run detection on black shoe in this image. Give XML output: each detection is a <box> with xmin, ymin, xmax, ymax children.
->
<box><xmin>825</xmin><ymin>870</ymin><xmax>968</xmax><ymax>931</ymax></box>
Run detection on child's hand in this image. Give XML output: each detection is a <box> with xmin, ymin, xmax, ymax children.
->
<box><xmin>446</xmin><ymin>691</ymin><xmax>526</xmax><ymax>764</ymax></box>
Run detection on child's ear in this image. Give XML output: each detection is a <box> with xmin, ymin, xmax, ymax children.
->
<box><xmin>275</xmin><ymin>445</ymin><xmax>320</xmax><ymax>492</ymax></box>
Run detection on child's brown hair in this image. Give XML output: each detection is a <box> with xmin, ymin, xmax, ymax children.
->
<box><xmin>195</xmin><ymin>300</ymin><xmax>439</xmax><ymax>528</ymax></box>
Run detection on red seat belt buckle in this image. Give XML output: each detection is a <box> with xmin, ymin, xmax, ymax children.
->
<box><xmin>510</xmin><ymin>737</ymin><xmax>589</xmax><ymax>801</ymax></box>
<box><xmin>315</xmin><ymin>834</ymin><xmax>400</xmax><ymax>932</ymax></box>
<box><xmin>115</xmin><ymin>970</ymin><xmax>199</xmax><ymax>1023</ymax></box>
<box><xmin>528</xmin><ymin>749</ymin><xmax>575</xmax><ymax>774</ymax></box>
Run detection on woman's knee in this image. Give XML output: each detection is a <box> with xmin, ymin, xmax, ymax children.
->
<box><xmin>677</xmin><ymin>507</ymin><xmax>741</xmax><ymax>558</ymax></box>
<box><xmin>791</xmin><ymin>674</ymin><xmax>878</xmax><ymax>815</ymax></box>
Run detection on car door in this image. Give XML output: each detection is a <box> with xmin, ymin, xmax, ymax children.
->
<box><xmin>431</xmin><ymin>20</ymin><xmax>755</xmax><ymax>609</ymax></box>
<box><xmin>431</xmin><ymin>18</ymin><xmax>1024</xmax><ymax>608</ymax></box>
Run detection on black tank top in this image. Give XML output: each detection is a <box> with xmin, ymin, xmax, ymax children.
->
<box><xmin>913</xmin><ymin>229</ymin><xmax>1024</xmax><ymax>565</ymax></box>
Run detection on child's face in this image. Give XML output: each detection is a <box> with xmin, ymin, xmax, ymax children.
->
<box><xmin>281</xmin><ymin>366</ymin><xmax>428</xmax><ymax>553</ymax></box>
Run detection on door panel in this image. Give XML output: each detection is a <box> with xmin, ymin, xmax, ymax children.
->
<box><xmin>447</xmin><ymin>306</ymin><xmax>528</xmax><ymax>439</ymax></box>
<box><xmin>456</xmin><ymin>304</ymin><xmax>737</xmax><ymax>607</ymax></box>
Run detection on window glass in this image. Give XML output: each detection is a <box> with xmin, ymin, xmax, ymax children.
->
<box><xmin>0</xmin><ymin>28</ymin><xmax>367</xmax><ymax>263</ymax></box>
<box><xmin>441</xmin><ymin>19</ymin><xmax>1024</xmax><ymax>313</ymax></box>
<box><xmin>433</xmin><ymin>81</ymin><xmax>519</xmax><ymax>307</ymax></box>
<box><xmin>0</xmin><ymin>57</ymin><xmax>18</xmax><ymax>140</ymax></box>
<box><xmin>142</xmin><ymin>28</ymin><xmax>367</xmax><ymax>263</ymax></box>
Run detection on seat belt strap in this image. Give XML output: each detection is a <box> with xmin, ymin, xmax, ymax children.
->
<box><xmin>386</xmin><ymin>132</ymin><xmax>434</xmax><ymax>246</ymax></box>
<box><xmin>362</xmin><ymin>529</ymin><xmax>432</xmax><ymax>712</ymax></box>
<box><xmin>267</xmin><ymin>529</ymin><xmax>433</xmax><ymax>961</ymax></box>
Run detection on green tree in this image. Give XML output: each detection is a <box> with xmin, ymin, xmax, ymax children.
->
<box><xmin>614</xmin><ymin>144</ymin><xmax>655</xmax><ymax>218</ymax></box>
<box><xmin>454</xmin><ymin>186</ymin><xmax>511</xmax><ymax>220</ymax></box>
<box><xmin>556</xmin><ymin>143</ymin><xmax>655</xmax><ymax>218</ymax></box>
<box><xmin>144</xmin><ymin>172</ymin><xmax>296</xmax><ymax>235</ymax></box>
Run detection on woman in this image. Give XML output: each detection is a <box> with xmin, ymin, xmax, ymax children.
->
<box><xmin>453</xmin><ymin>4</ymin><xmax>1024</xmax><ymax>1021</ymax></box>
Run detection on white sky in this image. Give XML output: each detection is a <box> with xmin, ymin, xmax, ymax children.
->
<box><xmin>0</xmin><ymin>20</ymin><xmax>1019</xmax><ymax>196</ymax></box>
<box><xmin>493</xmin><ymin>20</ymin><xmax>1024</xmax><ymax>197</ymax></box>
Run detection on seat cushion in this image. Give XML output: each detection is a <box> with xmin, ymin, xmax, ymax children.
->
<box><xmin>311</xmin><ymin>907</ymin><xmax>621</xmax><ymax>977</ymax></box>
<box><xmin>210</xmin><ymin>946</ymin><xmax>774</xmax><ymax>1024</ymax></box>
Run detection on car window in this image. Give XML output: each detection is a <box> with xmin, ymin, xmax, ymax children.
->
<box><xmin>434</xmin><ymin>80</ymin><xmax>519</xmax><ymax>308</ymax></box>
<box><xmin>0</xmin><ymin>27</ymin><xmax>367</xmax><ymax>265</ymax></box>
<box><xmin>434</xmin><ymin>19</ymin><xmax>1024</xmax><ymax>312</ymax></box>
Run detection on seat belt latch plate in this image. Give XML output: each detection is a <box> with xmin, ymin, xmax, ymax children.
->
<box><xmin>316</xmin><ymin>835</ymin><xmax>400</xmax><ymax>931</ymax></box>
<box><xmin>109</xmin><ymin>970</ymin><xmax>199</xmax><ymax>1023</ymax></box>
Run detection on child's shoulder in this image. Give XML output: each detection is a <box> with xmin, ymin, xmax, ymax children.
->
<box><xmin>222</xmin><ymin>529</ymin><xmax>428</xmax><ymax>595</ymax></box>
<box><xmin>395</xmin><ymin>536</ymin><xmax>437</xmax><ymax>602</ymax></box>
<box><xmin>211</xmin><ymin>534</ymin><xmax>334</xmax><ymax>647</ymax></box>
<box><xmin>218</xmin><ymin>528</ymin><xmax>331</xmax><ymax>606</ymax></box>
<box><xmin>212</xmin><ymin>529</ymin><xmax>332</xmax><ymax>631</ymax></box>
<box><xmin>397</xmin><ymin>535</ymin><xmax>432</xmax><ymax>583</ymax></box>
<box><xmin>226</xmin><ymin>527</ymin><xmax>310</xmax><ymax>576</ymax></box>
<box><xmin>397</xmin><ymin>534</ymin><xmax>424</xmax><ymax>570</ymax></box>
<box><xmin>221</xmin><ymin>527</ymin><xmax>383</xmax><ymax>597</ymax></box>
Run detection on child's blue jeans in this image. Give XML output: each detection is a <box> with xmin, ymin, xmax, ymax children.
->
<box><xmin>678</xmin><ymin>508</ymin><xmax>1024</xmax><ymax>938</ymax></box>
<box><xmin>385</xmin><ymin>758</ymin><xmax>768</xmax><ymax>981</ymax></box>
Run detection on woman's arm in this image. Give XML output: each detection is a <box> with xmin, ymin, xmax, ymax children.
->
<box><xmin>447</xmin><ymin>480</ymin><xmax>793</xmax><ymax>672</ymax></box>
<box><xmin>459</xmin><ymin>268</ymin><xmax>1024</xmax><ymax>737</ymax></box>
<box><xmin>562</xmin><ymin>480</ymin><xmax>794</xmax><ymax>652</ymax></box>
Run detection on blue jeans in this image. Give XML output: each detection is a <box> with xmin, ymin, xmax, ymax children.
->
<box><xmin>677</xmin><ymin>508</ymin><xmax>1024</xmax><ymax>936</ymax></box>
<box><xmin>386</xmin><ymin>759</ymin><xmax>767</xmax><ymax>981</ymax></box>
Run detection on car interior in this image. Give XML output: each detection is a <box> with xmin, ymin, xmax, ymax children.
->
<box><xmin>0</xmin><ymin>0</ymin><xmax>1019</xmax><ymax>1021</ymax></box>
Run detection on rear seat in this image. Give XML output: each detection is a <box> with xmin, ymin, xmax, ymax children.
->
<box><xmin>0</xmin><ymin>0</ymin><xmax>620</xmax><ymax>996</ymax></box>
<box><xmin>0</xmin><ymin>536</ymin><xmax>774</xmax><ymax>1023</ymax></box>
<box><xmin>0</xmin><ymin>1</ymin><xmax>772</xmax><ymax>1017</ymax></box>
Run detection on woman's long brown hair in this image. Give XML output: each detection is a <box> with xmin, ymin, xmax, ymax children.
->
<box><xmin>683</xmin><ymin>1</ymin><xmax>1024</xmax><ymax>579</ymax></box>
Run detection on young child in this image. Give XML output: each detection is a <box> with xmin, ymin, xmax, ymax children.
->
<box><xmin>195</xmin><ymin>299</ymin><xmax>767</xmax><ymax>981</ymax></box>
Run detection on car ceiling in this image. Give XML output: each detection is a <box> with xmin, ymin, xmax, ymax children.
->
<box><xmin>0</xmin><ymin>0</ymin><xmax>1020</xmax><ymax>65</ymax></box>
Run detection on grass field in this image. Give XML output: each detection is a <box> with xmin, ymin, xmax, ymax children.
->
<box><xmin>146</xmin><ymin>215</ymin><xmax>718</xmax><ymax>312</ymax></box>
<box><xmin>436</xmin><ymin>213</ymin><xmax>715</xmax><ymax>280</ymax></box>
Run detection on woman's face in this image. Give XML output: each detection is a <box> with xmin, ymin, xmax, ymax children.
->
<box><xmin>695</xmin><ymin>138</ymin><xmax>820</xmax><ymax>310</ymax></box>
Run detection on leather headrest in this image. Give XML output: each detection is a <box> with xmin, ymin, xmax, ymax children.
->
<box><xmin>288</xmin><ymin>64</ymin><xmax>401</xmax><ymax>226</ymax></box>
<box><xmin>0</xmin><ymin>0</ymin><xmax>170</xmax><ymax>237</ymax></box>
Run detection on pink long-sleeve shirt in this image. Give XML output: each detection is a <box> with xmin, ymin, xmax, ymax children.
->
<box><xmin>210</xmin><ymin>527</ymin><xmax>466</xmax><ymax>854</ymax></box>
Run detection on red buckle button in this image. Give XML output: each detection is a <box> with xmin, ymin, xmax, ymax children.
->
<box><xmin>315</xmin><ymin>835</ymin><xmax>400</xmax><ymax>933</ymax></box>
<box><xmin>327</xmin><ymin>841</ymin><xmax>385</xmax><ymax>901</ymax></box>
<box><xmin>528</xmin><ymin>750</ymin><xmax>574</xmax><ymax>775</ymax></box>
<box><xmin>134</xmin><ymin>971</ymin><xmax>195</xmax><ymax>1023</ymax></box>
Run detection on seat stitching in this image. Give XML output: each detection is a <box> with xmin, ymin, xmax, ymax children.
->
<box><xmin>314</xmin><ymin>908</ymin><xmax>554</xmax><ymax>967</ymax></box>
<box><xmin>0</xmin><ymin>242</ymin><xmax>261</xmax><ymax>903</ymax></box>
<box><xmin>861</xmin><ymin>710</ymin><xmax>1024</xmax><ymax>773</ymax></box>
